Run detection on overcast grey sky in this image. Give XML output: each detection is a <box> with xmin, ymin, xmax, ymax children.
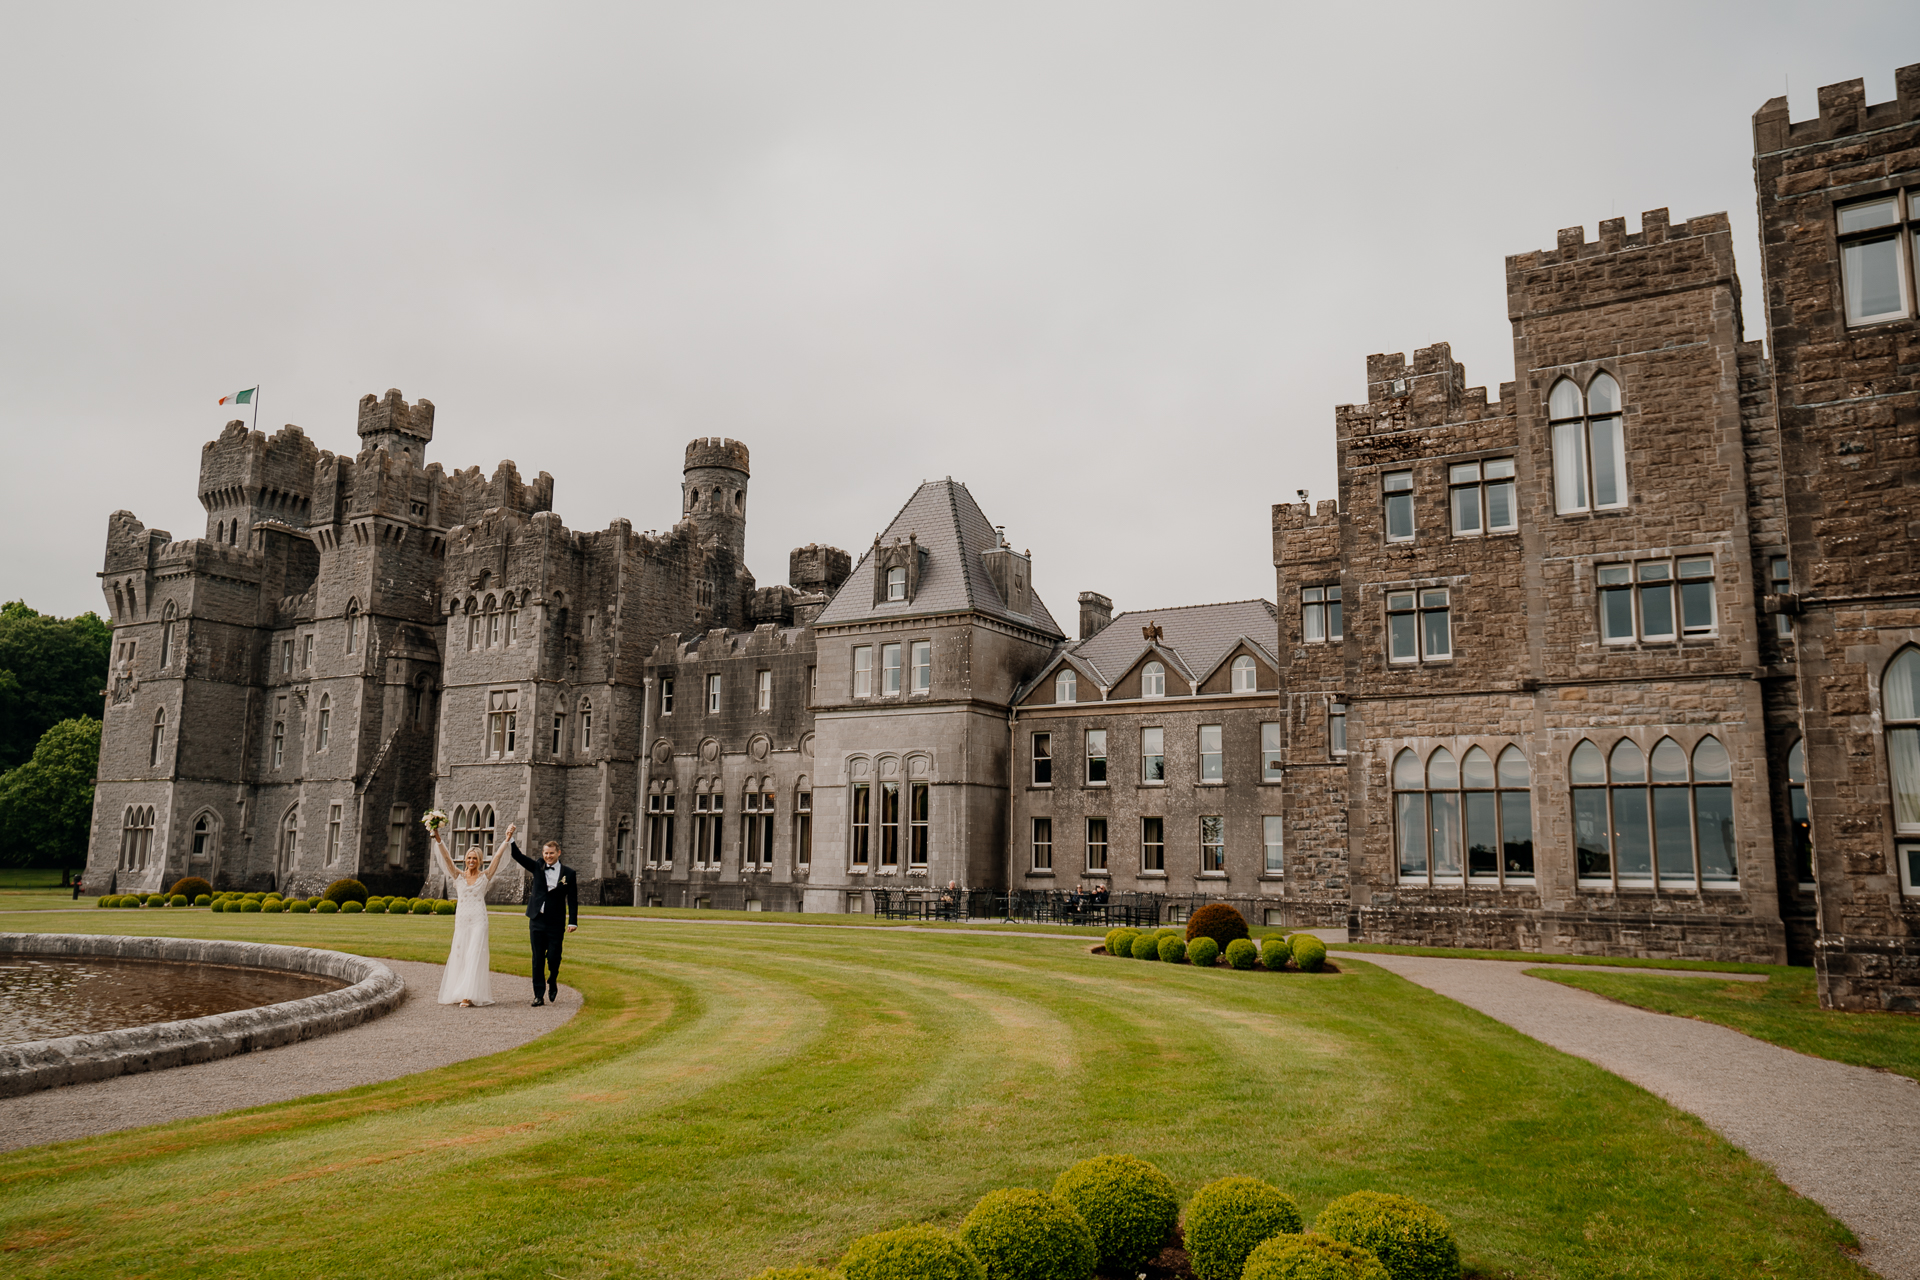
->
<box><xmin>3</xmin><ymin>4</ymin><xmax>1914</xmax><ymax>622</ymax></box>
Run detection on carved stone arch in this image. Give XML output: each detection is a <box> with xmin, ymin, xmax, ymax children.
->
<box><xmin>876</xmin><ymin>754</ymin><xmax>901</xmax><ymax>779</ymax></box>
<box><xmin>846</xmin><ymin>754</ymin><xmax>871</xmax><ymax>779</ymax></box>
<box><xmin>906</xmin><ymin>752</ymin><xmax>932</xmax><ymax>778</ymax></box>
<box><xmin>794</xmin><ymin>772</ymin><xmax>811</xmax><ymax>792</ymax></box>
<box><xmin>798</xmin><ymin>732</ymin><xmax>815</xmax><ymax>758</ymax></box>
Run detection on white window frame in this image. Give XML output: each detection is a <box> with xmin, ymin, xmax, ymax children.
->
<box><xmin>1141</xmin><ymin>727</ymin><xmax>1164</xmax><ymax>783</ymax></box>
<box><xmin>1141</xmin><ymin>661</ymin><xmax>1166</xmax><ymax>698</ymax></box>
<box><xmin>1261</xmin><ymin>722</ymin><xmax>1283</xmax><ymax>781</ymax></box>
<box><xmin>706</xmin><ymin>673</ymin><xmax>721</xmax><ymax>713</ymax></box>
<box><xmin>487</xmin><ymin>688</ymin><xmax>518</xmax><ymax>757</ymax></box>
<box><xmin>1055</xmin><ymin>668</ymin><xmax>1076</xmax><ymax>703</ymax></box>
<box><xmin>661</xmin><ymin>677</ymin><xmax>674</xmax><ymax>715</ymax></box>
<box><xmin>1031</xmin><ymin>732</ymin><xmax>1052</xmax><ymax>786</ymax></box>
<box><xmin>1449</xmin><ymin>458</ymin><xmax>1517</xmax><ymax>536</ymax></box>
<box><xmin>1599</xmin><ymin>557</ymin><xmax>1716</xmax><ymax>645</ymax></box>
<box><xmin>1198</xmin><ymin>724</ymin><xmax>1223</xmax><ymax>782</ymax></box>
<box><xmin>1141</xmin><ymin>815</ymin><xmax>1165</xmax><ymax>872</ymax></box>
<box><xmin>881</xmin><ymin>643</ymin><xmax>902</xmax><ymax>696</ymax></box>
<box><xmin>326</xmin><ymin>802</ymin><xmax>342</xmax><ymax>865</ymax></box>
<box><xmin>1329</xmin><ymin>703</ymin><xmax>1348</xmax><ymax>756</ymax></box>
<box><xmin>1302</xmin><ymin>585</ymin><xmax>1342</xmax><ymax>642</ymax></box>
<box><xmin>1230</xmin><ymin>656</ymin><xmax>1257</xmax><ymax>692</ymax></box>
<box><xmin>757</xmin><ymin>669</ymin><xmax>772</xmax><ymax>711</ymax></box>
<box><xmin>1836</xmin><ymin>192</ymin><xmax>1915</xmax><ymax>327</ymax></box>
<box><xmin>1086</xmin><ymin>816</ymin><xmax>1108</xmax><ymax>871</ymax></box>
<box><xmin>1031</xmin><ymin>817</ymin><xmax>1053</xmax><ymax>870</ymax></box>
<box><xmin>1383</xmin><ymin>470</ymin><xmax>1414</xmax><ymax>542</ymax></box>
<box><xmin>911</xmin><ymin>641</ymin><xmax>931</xmax><ymax>693</ymax></box>
<box><xmin>852</xmin><ymin>646</ymin><xmax>872</xmax><ymax>698</ymax></box>
<box><xmin>1199</xmin><ymin>815</ymin><xmax>1224</xmax><ymax>873</ymax></box>
<box><xmin>886</xmin><ymin>566</ymin><xmax>908</xmax><ymax>601</ymax></box>
<box><xmin>1085</xmin><ymin>728</ymin><xmax>1107</xmax><ymax>785</ymax></box>
<box><xmin>1387</xmin><ymin>588</ymin><xmax>1451</xmax><ymax>663</ymax></box>
<box><xmin>1549</xmin><ymin>374</ymin><xmax>1628</xmax><ymax>515</ymax></box>
<box><xmin>1263</xmin><ymin>815</ymin><xmax>1284</xmax><ymax>874</ymax></box>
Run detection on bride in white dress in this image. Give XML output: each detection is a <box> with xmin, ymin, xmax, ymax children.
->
<box><xmin>430</xmin><ymin>822</ymin><xmax>514</xmax><ymax>1007</ymax></box>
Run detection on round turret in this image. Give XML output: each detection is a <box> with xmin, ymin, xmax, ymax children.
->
<box><xmin>681</xmin><ymin>437</ymin><xmax>750</xmax><ymax>567</ymax></box>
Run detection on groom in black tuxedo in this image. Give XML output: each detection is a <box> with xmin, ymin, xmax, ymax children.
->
<box><xmin>510</xmin><ymin>838</ymin><xmax>577</xmax><ymax>1006</ymax></box>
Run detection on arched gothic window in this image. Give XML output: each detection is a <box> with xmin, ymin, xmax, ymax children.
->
<box><xmin>1231</xmin><ymin>655</ymin><xmax>1257</xmax><ymax>692</ymax></box>
<box><xmin>316</xmin><ymin>694</ymin><xmax>331</xmax><ymax>750</ymax></box>
<box><xmin>1786</xmin><ymin>740</ymin><xmax>1812</xmax><ymax>886</ymax></box>
<box><xmin>1549</xmin><ymin>372</ymin><xmax>1627</xmax><ymax>514</ymax></box>
<box><xmin>150</xmin><ymin>707</ymin><xmax>167</xmax><ymax>768</ymax></box>
<box><xmin>578</xmin><ymin>697</ymin><xmax>593</xmax><ymax>751</ymax></box>
<box><xmin>120</xmin><ymin>805</ymin><xmax>155</xmax><ymax>870</ymax></box>
<box><xmin>345</xmin><ymin>601</ymin><xmax>362</xmax><ymax>654</ymax></box>
<box><xmin>452</xmin><ymin>805</ymin><xmax>495</xmax><ymax>858</ymax></box>
<box><xmin>465</xmin><ymin>599</ymin><xmax>480</xmax><ymax>651</ymax></box>
<box><xmin>1055</xmin><ymin>668</ymin><xmax>1077</xmax><ymax>703</ymax></box>
<box><xmin>1394</xmin><ymin>744</ymin><xmax>1536</xmax><ymax>886</ymax></box>
<box><xmin>504</xmin><ymin>593</ymin><xmax>519</xmax><ymax>645</ymax></box>
<box><xmin>159</xmin><ymin>601</ymin><xmax>177</xmax><ymax>669</ymax></box>
<box><xmin>280</xmin><ymin>806</ymin><xmax>299</xmax><ymax>871</ymax></box>
<box><xmin>1142</xmin><ymin>661</ymin><xmax>1166</xmax><ymax>698</ymax></box>
<box><xmin>191</xmin><ymin>812</ymin><xmax>214</xmax><ymax>864</ymax></box>
<box><xmin>1572</xmin><ymin>736</ymin><xmax>1735</xmax><ymax>887</ymax></box>
<box><xmin>412</xmin><ymin>673</ymin><xmax>435</xmax><ymax>729</ymax></box>
<box><xmin>1885</xmin><ymin>650</ymin><xmax>1920</xmax><ymax>895</ymax></box>
<box><xmin>485</xmin><ymin>595</ymin><xmax>501</xmax><ymax>647</ymax></box>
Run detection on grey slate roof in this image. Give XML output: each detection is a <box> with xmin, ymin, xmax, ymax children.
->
<box><xmin>1068</xmin><ymin>599</ymin><xmax>1278</xmax><ymax>688</ymax></box>
<box><xmin>814</xmin><ymin>479</ymin><xmax>1065</xmax><ymax>637</ymax></box>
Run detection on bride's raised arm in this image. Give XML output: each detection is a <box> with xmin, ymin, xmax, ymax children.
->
<box><xmin>429</xmin><ymin>829</ymin><xmax>458</xmax><ymax>879</ymax></box>
<box><xmin>485</xmin><ymin>823</ymin><xmax>517</xmax><ymax>879</ymax></box>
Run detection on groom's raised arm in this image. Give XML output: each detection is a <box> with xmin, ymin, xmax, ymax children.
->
<box><xmin>508</xmin><ymin>842</ymin><xmax>538</xmax><ymax>874</ymax></box>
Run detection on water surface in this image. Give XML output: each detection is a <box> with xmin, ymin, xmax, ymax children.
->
<box><xmin>0</xmin><ymin>956</ymin><xmax>346</xmax><ymax>1044</ymax></box>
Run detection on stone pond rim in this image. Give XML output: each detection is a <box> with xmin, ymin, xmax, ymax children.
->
<box><xmin>0</xmin><ymin>934</ymin><xmax>404</xmax><ymax>1098</ymax></box>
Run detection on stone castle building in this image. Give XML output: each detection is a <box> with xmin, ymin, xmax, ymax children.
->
<box><xmin>86</xmin><ymin>65</ymin><xmax>1920</xmax><ymax>1008</ymax></box>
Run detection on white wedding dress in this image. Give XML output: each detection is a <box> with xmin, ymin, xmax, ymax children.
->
<box><xmin>437</xmin><ymin>871</ymin><xmax>496</xmax><ymax>1006</ymax></box>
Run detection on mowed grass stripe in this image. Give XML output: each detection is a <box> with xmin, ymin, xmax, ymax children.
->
<box><xmin>0</xmin><ymin>913</ymin><xmax>1870</xmax><ymax>1279</ymax></box>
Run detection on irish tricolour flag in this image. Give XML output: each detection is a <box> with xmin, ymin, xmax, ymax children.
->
<box><xmin>219</xmin><ymin>387</ymin><xmax>257</xmax><ymax>406</ymax></box>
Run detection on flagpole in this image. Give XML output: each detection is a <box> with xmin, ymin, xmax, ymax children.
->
<box><xmin>252</xmin><ymin>386</ymin><xmax>259</xmax><ymax>433</ymax></box>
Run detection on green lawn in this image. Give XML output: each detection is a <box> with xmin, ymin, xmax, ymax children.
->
<box><xmin>0</xmin><ymin>913</ymin><xmax>1868</xmax><ymax>1280</ymax></box>
<box><xmin>1531</xmin><ymin>964</ymin><xmax>1920</xmax><ymax>1083</ymax></box>
<box><xmin>0</xmin><ymin>867</ymin><xmax>82</xmax><ymax>911</ymax></box>
<box><xmin>1331</xmin><ymin>942</ymin><xmax>1777</xmax><ymax>975</ymax></box>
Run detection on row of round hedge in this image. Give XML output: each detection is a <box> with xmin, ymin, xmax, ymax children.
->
<box><xmin>96</xmin><ymin>889</ymin><xmax>455</xmax><ymax>915</ymax></box>
<box><xmin>747</xmin><ymin>1156</ymin><xmax>1457</xmax><ymax>1280</ymax></box>
<box><xmin>1104</xmin><ymin>926</ymin><xmax>1327</xmax><ymax>973</ymax></box>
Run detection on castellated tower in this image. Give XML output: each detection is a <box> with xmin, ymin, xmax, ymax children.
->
<box><xmin>681</xmin><ymin>438</ymin><xmax>755</xmax><ymax>630</ymax></box>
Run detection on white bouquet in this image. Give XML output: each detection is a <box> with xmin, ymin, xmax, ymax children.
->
<box><xmin>421</xmin><ymin>809</ymin><xmax>450</xmax><ymax>833</ymax></box>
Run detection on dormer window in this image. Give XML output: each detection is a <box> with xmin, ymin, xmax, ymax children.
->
<box><xmin>886</xmin><ymin>566</ymin><xmax>907</xmax><ymax>601</ymax></box>
<box><xmin>1142</xmin><ymin>661</ymin><xmax>1166</xmax><ymax>698</ymax></box>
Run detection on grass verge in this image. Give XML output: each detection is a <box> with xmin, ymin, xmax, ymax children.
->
<box><xmin>1530</xmin><ymin>964</ymin><xmax>1920</xmax><ymax>1082</ymax></box>
<box><xmin>0</xmin><ymin>912</ymin><xmax>1869</xmax><ymax>1279</ymax></box>
<box><xmin>1333</xmin><ymin>942</ymin><xmax>1778</xmax><ymax>975</ymax></box>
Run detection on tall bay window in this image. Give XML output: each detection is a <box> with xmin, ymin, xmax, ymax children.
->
<box><xmin>909</xmin><ymin>783</ymin><xmax>928</xmax><ymax>867</ymax></box>
<box><xmin>1549</xmin><ymin>373</ymin><xmax>1626</xmax><ymax>514</ymax></box>
<box><xmin>326</xmin><ymin>802</ymin><xmax>343</xmax><ymax>865</ymax></box>
<box><xmin>1886</xmin><ymin>651</ymin><xmax>1920</xmax><ymax>890</ymax></box>
<box><xmin>1837</xmin><ymin>192</ymin><xmax>1917</xmax><ymax>326</ymax></box>
<box><xmin>120</xmin><ymin>806</ymin><xmax>155</xmax><ymax>870</ymax></box>
<box><xmin>850</xmin><ymin>783</ymin><xmax>870</xmax><ymax>867</ymax></box>
<box><xmin>1302</xmin><ymin>586</ymin><xmax>1342</xmax><ymax>641</ymax></box>
<box><xmin>1394</xmin><ymin>744</ymin><xmax>1534</xmax><ymax>886</ymax></box>
<box><xmin>1571</xmin><ymin>736</ymin><xmax>1736</xmax><ymax>888</ymax></box>
<box><xmin>452</xmin><ymin>805</ymin><xmax>495</xmax><ymax>857</ymax></box>
<box><xmin>1464</xmin><ymin>745</ymin><xmax>1534</xmax><ymax>881</ymax></box>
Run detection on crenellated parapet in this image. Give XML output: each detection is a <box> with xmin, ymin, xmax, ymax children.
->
<box><xmin>1753</xmin><ymin>63</ymin><xmax>1920</xmax><ymax>153</ymax></box>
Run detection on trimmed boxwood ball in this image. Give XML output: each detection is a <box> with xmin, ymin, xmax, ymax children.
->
<box><xmin>194</xmin><ymin>893</ymin><xmax>212</xmax><ymax>906</ymax></box>
<box><xmin>1187</xmin><ymin>937</ymin><xmax>1220</xmax><ymax>968</ymax></box>
<box><xmin>240</xmin><ymin>900</ymin><xmax>263</xmax><ymax>913</ymax></box>
<box><xmin>1242</xmin><ymin>1233</ymin><xmax>1389</xmax><ymax>1280</ymax></box>
<box><xmin>341</xmin><ymin>900</ymin><xmax>364</xmax><ymax>914</ymax></box>
<box><xmin>1130</xmin><ymin>934</ymin><xmax>1161</xmax><ymax>960</ymax></box>
<box><xmin>315</xmin><ymin>899</ymin><xmax>339</xmax><ymax>914</ymax></box>
<box><xmin>1157</xmin><ymin>936</ymin><xmax>1187</xmax><ymax>964</ymax></box>
<box><xmin>1225</xmin><ymin>938</ymin><xmax>1259</xmax><ymax>970</ymax></box>
<box><xmin>958</xmin><ymin>1187</ymin><xmax>1097</xmax><ymax>1280</ymax></box>
<box><xmin>412</xmin><ymin>900</ymin><xmax>434</xmax><ymax>915</ymax></box>
<box><xmin>169</xmin><ymin>876</ymin><xmax>213</xmax><ymax>900</ymax></box>
<box><xmin>364</xmin><ymin>900</ymin><xmax>387</xmax><ymax>914</ymax></box>
<box><xmin>1104</xmin><ymin>927</ymin><xmax>1134</xmax><ymax>956</ymax></box>
<box><xmin>1182</xmin><ymin>1176</ymin><xmax>1303</xmax><ymax>1280</ymax></box>
<box><xmin>1052</xmin><ymin>1154</ymin><xmax>1180</xmax><ymax>1270</ymax></box>
<box><xmin>434</xmin><ymin>900</ymin><xmax>456</xmax><ymax>915</ymax></box>
<box><xmin>169</xmin><ymin>894</ymin><xmax>188</xmax><ymax>906</ymax></box>
<box><xmin>839</xmin><ymin>1223</ymin><xmax>985</xmax><ymax>1280</ymax></box>
<box><xmin>94</xmin><ymin>897</ymin><xmax>110</xmax><ymax>908</ymax></box>
<box><xmin>1184</xmin><ymin>902</ymin><xmax>1251</xmax><ymax>949</ymax></box>
<box><xmin>322</xmin><ymin>878</ymin><xmax>369</xmax><ymax>905</ymax></box>
<box><xmin>290</xmin><ymin>900</ymin><xmax>311</xmax><ymax>913</ymax></box>
<box><xmin>1261</xmin><ymin>938</ymin><xmax>1291</xmax><ymax>971</ymax></box>
<box><xmin>261</xmin><ymin>900</ymin><xmax>283</xmax><ymax>913</ymax></box>
<box><xmin>1291</xmin><ymin>935</ymin><xmax>1329</xmax><ymax>973</ymax></box>
<box><xmin>1313</xmin><ymin>1192</ymin><xmax>1459</xmax><ymax>1280</ymax></box>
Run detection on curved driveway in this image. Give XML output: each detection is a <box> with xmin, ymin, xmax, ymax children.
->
<box><xmin>1339</xmin><ymin>950</ymin><xmax>1920</xmax><ymax>1280</ymax></box>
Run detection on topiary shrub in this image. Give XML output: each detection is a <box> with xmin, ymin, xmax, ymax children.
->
<box><xmin>748</xmin><ymin>1269</ymin><xmax>841</xmax><ymax>1280</ymax></box>
<box><xmin>1185</xmin><ymin>903</ymin><xmax>1251</xmax><ymax>950</ymax></box>
<box><xmin>1130</xmin><ymin>933</ymin><xmax>1161</xmax><ymax>961</ymax></box>
<box><xmin>1187</xmin><ymin>937</ymin><xmax>1220</xmax><ymax>968</ymax></box>
<box><xmin>341</xmin><ymin>900</ymin><xmax>364</xmax><ymax>914</ymax></box>
<box><xmin>412</xmin><ymin>899</ymin><xmax>434</xmax><ymax>915</ymax></box>
<box><xmin>1225</xmin><ymin>938</ymin><xmax>1259</xmax><ymax>970</ymax></box>
<box><xmin>1261</xmin><ymin>937</ymin><xmax>1291</xmax><ymax>971</ymax></box>
<box><xmin>839</xmin><ymin>1223</ymin><xmax>985</xmax><ymax>1280</ymax></box>
<box><xmin>168</xmin><ymin>894</ymin><xmax>188</xmax><ymax>907</ymax></box>
<box><xmin>1313</xmin><ymin>1192</ymin><xmax>1459</xmax><ymax>1280</ymax></box>
<box><xmin>261</xmin><ymin>900</ymin><xmax>284</xmax><ymax>913</ymax></box>
<box><xmin>1182</xmin><ymin>1176</ymin><xmax>1303</xmax><ymax>1280</ymax></box>
<box><xmin>194</xmin><ymin>893</ymin><xmax>212</xmax><ymax>906</ymax></box>
<box><xmin>957</xmin><ymin>1187</ymin><xmax>1097</xmax><ymax>1280</ymax></box>
<box><xmin>94</xmin><ymin>896</ymin><xmax>111</xmax><ymax>908</ymax></box>
<box><xmin>290</xmin><ymin>900</ymin><xmax>311</xmax><ymax>913</ymax></box>
<box><xmin>1157</xmin><ymin>936</ymin><xmax>1187</xmax><ymax>964</ymax></box>
<box><xmin>322</xmin><ymin>878</ymin><xmax>369</xmax><ymax>905</ymax></box>
<box><xmin>1052</xmin><ymin>1154</ymin><xmax>1179</xmax><ymax>1270</ymax></box>
<box><xmin>1108</xmin><ymin>928</ymin><xmax>1140</xmax><ymax>958</ymax></box>
<box><xmin>1104</xmin><ymin>927</ymin><xmax>1133</xmax><ymax>956</ymax></box>
<box><xmin>1242</xmin><ymin>1233</ymin><xmax>1389</xmax><ymax>1280</ymax></box>
<box><xmin>1291</xmin><ymin>935</ymin><xmax>1328</xmax><ymax>974</ymax></box>
<box><xmin>315</xmin><ymin>899</ymin><xmax>339</xmax><ymax>914</ymax></box>
<box><xmin>169</xmin><ymin>876</ymin><xmax>213</xmax><ymax>900</ymax></box>
<box><xmin>364</xmin><ymin>900</ymin><xmax>387</xmax><ymax>914</ymax></box>
<box><xmin>434</xmin><ymin>900</ymin><xmax>456</xmax><ymax>916</ymax></box>
<box><xmin>240</xmin><ymin>899</ymin><xmax>263</xmax><ymax>913</ymax></box>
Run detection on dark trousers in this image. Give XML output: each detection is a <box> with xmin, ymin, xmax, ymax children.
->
<box><xmin>530</xmin><ymin>922</ymin><xmax>565</xmax><ymax>997</ymax></box>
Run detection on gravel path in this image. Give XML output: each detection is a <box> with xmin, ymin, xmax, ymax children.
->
<box><xmin>1338</xmin><ymin>950</ymin><xmax>1920</xmax><ymax>1280</ymax></box>
<box><xmin>0</xmin><ymin>959</ymin><xmax>579</xmax><ymax>1152</ymax></box>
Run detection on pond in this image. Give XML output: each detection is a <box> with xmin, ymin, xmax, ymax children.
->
<box><xmin>0</xmin><ymin>955</ymin><xmax>347</xmax><ymax>1044</ymax></box>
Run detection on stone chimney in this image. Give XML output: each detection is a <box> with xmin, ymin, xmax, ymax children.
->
<box><xmin>1078</xmin><ymin>592</ymin><xmax>1113</xmax><ymax>641</ymax></box>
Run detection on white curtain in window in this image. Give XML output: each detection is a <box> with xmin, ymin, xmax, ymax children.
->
<box><xmin>1886</xmin><ymin>650</ymin><xmax>1920</xmax><ymax>721</ymax></box>
<box><xmin>1890</xmin><ymin>727</ymin><xmax>1920</xmax><ymax>832</ymax></box>
<box><xmin>1552</xmin><ymin>422</ymin><xmax>1586</xmax><ymax>513</ymax></box>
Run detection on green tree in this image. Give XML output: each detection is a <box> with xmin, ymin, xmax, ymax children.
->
<box><xmin>0</xmin><ymin>600</ymin><xmax>112</xmax><ymax>772</ymax></box>
<box><xmin>0</xmin><ymin>718</ymin><xmax>102</xmax><ymax>878</ymax></box>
